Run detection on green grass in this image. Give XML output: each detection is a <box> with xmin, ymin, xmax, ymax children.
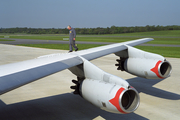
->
<box><xmin>0</xmin><ymin>39</ymin><xmax>14</xmax><ymax>41</ymax></box>
<box><xmin>1</xmin><ymin>30</ymin><xmax>180</xmax><ymax>45</ymax></box>
<box><xmin>76</xmin><ymin>37</ymin><xmax>140</xmax><ymax>42</ymax></box>
<box><xmin>5</xmin><ymin>35</ymin><xmax>180</xmax><ymax>45</ymax></box>
<box><xmin>136</xmin><ymin>46</ymin><xmax>180</xmax><ymax>58</ymax></box>
<box><xmin>148</xmin><ymin>38</ymin><xmax>180</xmax><ymax>45</ymax></box>
<box><xmin>106</xmin><ymin>30</ymin><xmax>180</xmax><ymax>37</ymax></box>
<box><xmin>19</xmin><ymin>44</ymin><xmax>104</xmax><ymax>51</ymax></box>
<box><xmin>8</xmin><ymin>35</ymin><xmax>140</xmax><ymax>42</ymax></box>
<box><xmin>2</xmin><ymin>30</ymin><xmax>180</xmax><ymax>58</ymax></box>
<box><xmin>10</xmin><ymin>35</ymin><xmax>66</xmax><ymax>40</ymax></box>
<box><xmin>18</xmin><ymin>44</ymin><xmax>180</xmax><ymax>58</ymax></box>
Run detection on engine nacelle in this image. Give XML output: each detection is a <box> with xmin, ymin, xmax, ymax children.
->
<box><xmin>79</xmin><ymin>79</ymin><xmax>140</xmax><ymax>114</ymax></box>
<box><xmin>115</xmin><ymin>45</ymin><xmax>172</xmax><ymax>79</ymax></box>
<box><xmin>124</xmin><ymin>58</ymin><xmax>172</xmax><ymax>79</ymax></box>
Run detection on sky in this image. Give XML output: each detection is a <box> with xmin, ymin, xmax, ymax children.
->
<box><xmin>1</xmin><ymin>0</ymin><xmax>180</xmax><ymax>28</ymax></box>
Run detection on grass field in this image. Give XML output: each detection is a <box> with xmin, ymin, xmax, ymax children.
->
<box><xmin>107</xmin><ymin>30</ymin><xmax>180</xmax><ymax>37</ymax></box>
<box><xmin>0</xmin><ymin>39</ymin><xmax>14</xmax><ymax>41</ymax></box>
<box><xmin>1</xmin><ymin>30</ymin><xmax>180</xmax><ymax>45</ymax></box>
<box><xmin>18</xmin><ymin>44</ymin><xmax>180</xmax><ymax>58</ymax></box>
<box><xmin>1</xmin><ymin>30</ymin><xmax>180</xmax><ymax>58</ymax></box>
<box><xmin>19</xmin><ymin>44</ymin><xmax>103</xmax><ymax>51</ymax></box>
<box><xmin>135</xmin><ymin>46</ymin><xmax>180</xmax><ymax>58</ymax></box>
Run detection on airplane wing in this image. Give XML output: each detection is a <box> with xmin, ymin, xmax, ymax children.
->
<box><xmin>0</xmin><ymin>38</ymin><xmax>153</xmax><ymax>95</ymax></box>
<box><xmin>77</xmin><ymin>38</ymin><xmax>153</xmax><ymax>60</ymax></box>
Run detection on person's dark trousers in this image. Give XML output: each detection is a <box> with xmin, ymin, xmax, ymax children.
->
<box><xmin>69</xmin><ymin>40</ymin><xmax>78</xmax><ymax>52</ymax></box>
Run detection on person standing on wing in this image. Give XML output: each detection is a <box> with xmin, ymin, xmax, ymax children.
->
<box><xmin>67</xmin><ymin>25</ymin><xmax>78</xmax><ymax>52</ymax></box>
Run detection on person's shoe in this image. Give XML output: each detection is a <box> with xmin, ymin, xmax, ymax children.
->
<box><xmin>68</xmin><ymin>51</ymin><xmax>72</xmax><ymax>53</ymax></box>
<box><xmin>75</xmin><ymin>48</ymin><xmax>78</xmax><ymax>51</ymax></box>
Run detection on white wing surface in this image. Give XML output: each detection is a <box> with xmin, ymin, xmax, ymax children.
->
<box><xmin>0</xmin><ymin>38</ymin><xmax>153</xmax><ymax>95</ymax></box>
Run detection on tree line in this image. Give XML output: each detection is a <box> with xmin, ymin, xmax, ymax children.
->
<box><xmin>0</xmin><ymin>25</ymin><xmax>180</xmax><ymax>34</ymax></box>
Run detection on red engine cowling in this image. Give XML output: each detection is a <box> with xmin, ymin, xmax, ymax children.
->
<box><xmin>79</xmin><ymin>79</ymin><xmax>140</xmax><ymax>114</ymax></box>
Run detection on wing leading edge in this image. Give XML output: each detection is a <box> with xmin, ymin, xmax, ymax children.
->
<box><xmin>0</xmin><ymin>38</ymin><xmax>153</xmax><ymax>95</ymax></box>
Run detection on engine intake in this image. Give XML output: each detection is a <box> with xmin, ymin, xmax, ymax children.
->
<box><xmin>121</xmin><ymin>88</ymin><xmax>139</xmax><ymax>113</ymax></box>
<box><xmin>158</xmin><ymin>61</ymin><xmax>172</xmax><ymax>78</ymax></box>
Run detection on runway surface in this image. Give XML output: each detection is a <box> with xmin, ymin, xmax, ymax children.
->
<box><xmin>0</xmin><ymin>44</ymin><xmax>180</xmax><ymax>120</ymax></box>
<box><xmin>1</xmin><ymin>38</ymin><xmax>180</xmax><ymax>47</ymax></box>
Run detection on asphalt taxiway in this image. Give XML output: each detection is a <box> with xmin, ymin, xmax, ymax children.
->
<box><xmin>0</xmin><ymin>44</ymin><xmax>180</xmax><ymax>120</ymax></box>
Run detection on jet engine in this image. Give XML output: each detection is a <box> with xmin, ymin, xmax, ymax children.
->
<box><xmin>79</xmin><ymin>79</ymin><xmax>140</xmax><ymax>114</ymax></box>
<box><xmin>115</xmin><ymin>45</ymin><xmax>172</xmax><ymax>79</ymax></box>
<box><xmin>69</xmin><ymin>57</ymin><xmax>140</xmax><ymax>114</ymax></box>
